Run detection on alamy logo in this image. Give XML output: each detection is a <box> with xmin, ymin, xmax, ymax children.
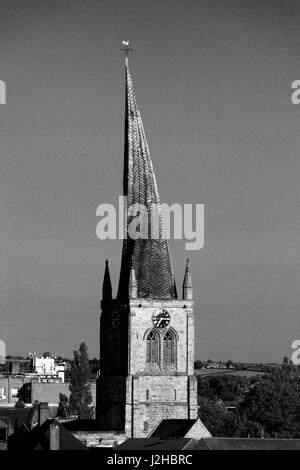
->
<box><xmin>96</xmin><ymin>196</ymin><xmax>204</xmax><ymax>251</ymax></box>
<box><xmin>0</xmin><ymin>340</ymin><xmax>6</xmax><ymax>364</ymax></box>
<box><xmin>291</xmin><ymin>80</ymin><xmax>300</xmax><ymax>105</ymax></box>
<box><xmin>0</xmin><ymin>80</ymin><xmax>6</xmax><ymax>104</ymax></box>
<box><xmin>291</xmin><ymin>340</ymin><xmax>300</xmax><ymax>365</ymax></box>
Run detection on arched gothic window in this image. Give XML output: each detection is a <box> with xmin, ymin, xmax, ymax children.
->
<box><xmin>163</xmin><ymin>330</ymin><xmax>176</xmax><ymax>364</ymax></box>
<box><xmin>146</xmin><ymin>330</ymin><xmax>159</xmax><ymax>363</ymax></box>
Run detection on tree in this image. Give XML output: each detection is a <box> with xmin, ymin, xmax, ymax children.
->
<box><xmin>238</xmin><ymin>358</ymin><xmax>300</xmax><ymax>438</ymax></box>
<box><xmin>14</xmin><ymin>399</ymin><xmax>25</xmax><ymax>409</ymax></box>
<box><xmin>194</xmin><ymin>360</ymin><xmax>203</xmax><ymax>369</ymax></box>
<box><xmin>198</xmin><ymin>397</ymin><xmax>241</xmax><ymax>437</ymax></box>
<box><xmin>69</xmin><ymin>342</ymin><xmax>94</xmax><ymax>419</ymax></box>
<box><xmin>89</xmin><ymin>357</ymin><xmax>100</xmax><ymax>379</ymax></box>
<box><xmin>197</xmin><ymin>357</ymin><xmax>300</xmax><ymax>438</ymax></box>
<box><xmin>56</xmin><ymin>393</ymin><xmax>68</xmax><ymax>419</ymax></box>
<box><xmin>197</xmin><ymin>375</ymin><xmax>250</xmax><ymax>403</ymax></box>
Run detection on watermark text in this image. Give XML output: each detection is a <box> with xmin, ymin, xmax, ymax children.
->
<box><xmin>96</xmin><ymin>196</ymin><xmax>204</xmax><ymax>251</ymax></box>
<box><xmin>0</xmin><ymin>80</ymin><xmax>6</xmax><ymax>104</ymax></box>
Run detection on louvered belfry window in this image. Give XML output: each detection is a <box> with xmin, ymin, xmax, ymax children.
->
<box><xmin>163</xmin><ymin>330</ymin><xmax>175</xmax><ymax>364</ymax></box>
<box><xmin>146</xmin><ymin>330</ymin><xmax>159</xmax><ymax>363</ymax></box>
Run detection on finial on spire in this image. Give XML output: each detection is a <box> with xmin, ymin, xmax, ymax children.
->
<box><xmin>121</xmin><ymin>40</ymin><xmax>133</xmax><ymax>57</ymax></box>
<box><xmin>182</xmin><ymin>258</ymin><xmax>193</xmax><ymax>300</ymax></box>
<box><xmin>129</xmin><ymin>266</ymin><xmax>137</xmax><ymax>299</ymax></box>
<box><xmin>102</xmin><ymin>259</ymin><xmax>112</xmax><ymax>301</ymax></box>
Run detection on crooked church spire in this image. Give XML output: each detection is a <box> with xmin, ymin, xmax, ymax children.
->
<box><xmin>117</xmin><ymin>55</ymin><xmax>177</xmax><ymax>300</ymax></box>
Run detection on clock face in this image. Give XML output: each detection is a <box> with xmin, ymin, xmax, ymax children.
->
<box><xmin>152</xmin><ymin>309</ymin><xmax>170</xmax><ymax>328</ymax></box>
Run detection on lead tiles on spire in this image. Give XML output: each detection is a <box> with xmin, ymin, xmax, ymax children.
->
<box><xmin>118</xmin><ymin>59</ymin><xmax>177</xmax><ymax>300</ymax></box>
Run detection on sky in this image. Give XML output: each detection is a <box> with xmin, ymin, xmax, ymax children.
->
<box><xmin>0</xmin><ymin>0</ymin><xmax>299</xmax><ymax>362</ymax></box>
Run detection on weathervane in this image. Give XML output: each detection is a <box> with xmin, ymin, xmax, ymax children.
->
<box><xmin>121</xmin><ymin>40</ymin><xmax>133</xmax><ymax>57</ymax></box>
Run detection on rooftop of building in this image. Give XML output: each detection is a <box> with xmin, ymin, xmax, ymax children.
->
<box><xmin>116</xmin><ymin>437</ymin><xmax>194</xmax><ymax>451</ymax></box>
<box><xmin>149</xmin><ymin>418</ymin><xmax>212</xmax><ymax>439</ymax></box>
<box><xmin>194</xmin><ymin>437</ymin><xmax>300</xmax><ymax>450</ymax></box>
<box><xmin>8</xmin><ymin>419</ymin><xmax>88</xmax><ymax>450</ymax></box>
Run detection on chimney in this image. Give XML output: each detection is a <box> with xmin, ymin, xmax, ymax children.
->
<box><xmin>38</xmin><ymin>402</ymin><xmax>50</xmax><ymax>426</ymax></box>
<box><xmin>49</xmin><ymin>421</ymin><xmax>60</xmax><ymax>450</ymax></box>
<box><xmin>10</xmin><ymin>360</ymin><xmax>20</xmax><ymax>375</ymax></box>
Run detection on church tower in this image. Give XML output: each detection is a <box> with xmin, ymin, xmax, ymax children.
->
<box><xmin>96</xmin><ymin>49</ymin><xmax>198</xmax><ymax>437</ymax></box>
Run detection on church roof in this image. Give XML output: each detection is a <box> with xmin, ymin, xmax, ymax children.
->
<box><xmin>149</xmin><ymin>418</ymin><xmax>212</xmax><ymax>439</ymax></box>
<box><xmin>117</xmin><ymin>57</ymin><xmax>177</xmax><ymax>300</ymax></box>
<box><xmin>149</xmin><ymin>419</ymin><xmax>197</xmax><ymax>438</ymax></box>
<box><xmin>116</xmin><ymin>437</ymin><xmax>192</xmax><ymax>450</ymax></box>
